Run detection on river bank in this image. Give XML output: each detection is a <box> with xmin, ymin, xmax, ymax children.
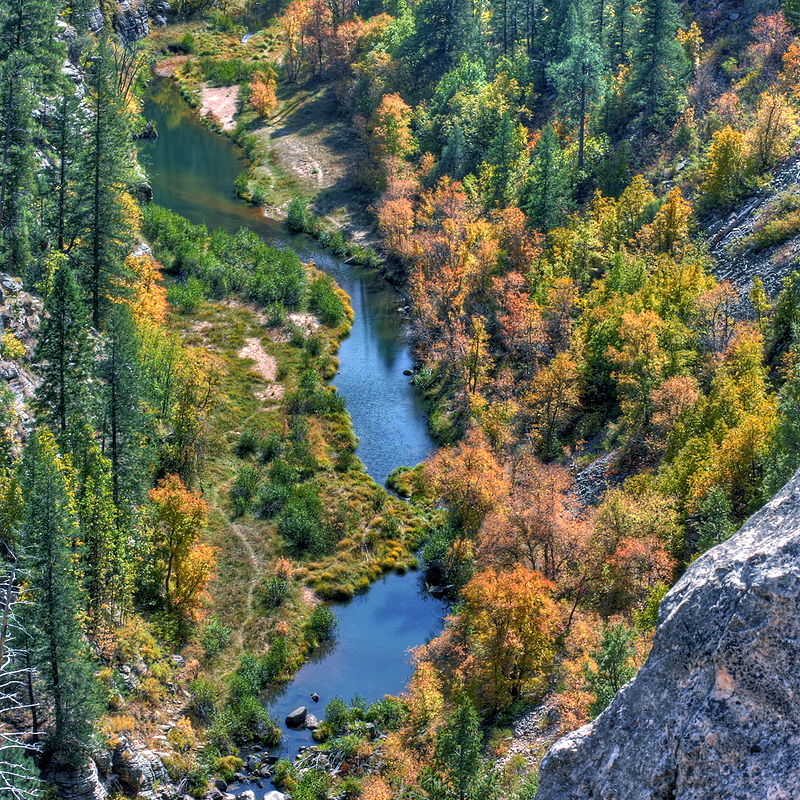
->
<box><xmin>136</xmin><ymin>56</ymin><xmax>446</xmax><ymax>798</ymax></box>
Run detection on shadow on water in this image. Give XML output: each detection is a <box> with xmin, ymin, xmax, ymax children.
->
<box><xmin>139</xmin><ymin>78</ymin><xmax>445</xmax><ymax>784</ymax></box>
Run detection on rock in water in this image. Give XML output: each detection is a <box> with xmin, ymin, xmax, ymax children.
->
<box><xmin>285</xmin><ymin>706</ymin><xmax>308</xmax><ymax>728</ymax></box>
<box><xmin>536</xmin><ymin>470</ymin><xmax>800</xmax><ymax>800</ymax></box>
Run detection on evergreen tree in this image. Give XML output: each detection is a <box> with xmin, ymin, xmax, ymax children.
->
<box><xmin>693</xmin><ymin>487</ymin><xmax>736</xmax><ymax>556</ymax></box>
<box><xmin>409</xmin><ymin>0</ymin><xmax>484</xmax><ymax>83</ymax></box>
<box><xmin>548</xmin><ymin>0</ymin><xmax>605</xmax><ymax>170</ymax></box>
<box><xmin>0</xmin><ymin>0</ymin><xmax>61</xmax><ymax>275</ymax></box>
<box><xmin>48</xmin><ymin>79</ymin><xmax>85</xmax><ymax>254</ymax></box>
<box><xmin>20</xmin><ymin>428</ymin><xmax>99</xmax><ymax>765</ymax></box>
<box><xmin>72</xmin><ymin>432</ymin><xmax>131</xmax><ymax>629</ymax></box>
<box><xmin>440</xmin><ymin>122</ymin><xmax>468</xmax><ymax>179</ymax></box>
<box><xmin>33</xmin><ymin>262</ymin><xmax>95</xmax><ymax>440</ymax></box>
<box><xmin>424</xmin><ymin>696</ymin><xmax>490</xmax><ymax>800</ymax></box>
<box><xmin>478</xmin><ymin>113</ymin><xmax>528</xmax><ymax>208</ymax></box>
<box><xmin>628</xmin><ymin>0</ymin><xmax>688</xmax><ymax>129</ymax></box>
<box><xmin>583</xmin><ymin>622</ymin><xmax>636</xmax><ymax>717</ymax></box>
<box><xmin>75</xmin><ymin>29</ymin><xmax>134</xmax><ymax>328</ymax></box>
<box><xmin>522</xmin><ymin>125</ymin><xmax>572</xmax><ymax>231</ymax></box>
<box><xmin>101</xmin><ymin>303</ymin><xmax>150</xmax><ymax>509</ymax></box>
<box><xmin>610</xmin><ymin>0</ymin><xmax>633</xmax><ymax>66</ymax></box>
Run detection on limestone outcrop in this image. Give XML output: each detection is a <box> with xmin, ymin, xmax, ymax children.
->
<box><xmin>536</xmin><ymin>469</ymin><xmax>800</xmax><ymax>800</ymax></box>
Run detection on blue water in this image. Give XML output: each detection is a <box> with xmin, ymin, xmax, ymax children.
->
<box><xmin>140</xmin><ymin>78</ymin><xmax>444</xmax><ymax>781</ymax></box>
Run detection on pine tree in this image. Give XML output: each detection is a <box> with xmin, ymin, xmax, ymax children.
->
<box><xmin>0</xmin><ymin>0</ymin><xmax>61</xmax><ymax>275</ymax></box>
<box><xmin>609</xmin><ymin>0</ymin><xmax>632</xmax><ymax>66</ymax></box>
<box><xmin>20</xmin><ymin>428</ymin><xmax>99</xmax><ymax>765</ymax></box>
<box><xmin>439</xmin><ymin>122</ymin><xmax>468</xmax><ymax>179</ymax></box>
<box><xmin>425</xmin><ymin>696</ymin><xmax>487</xmax><ymax>800</ymax></box>
<box><xmin>628</xmin><ymin>0</ymin><xmax>688</xmax><ymax>129</ymax></box>
<box><xmin>522</xmin><ymin>125</ymin><xmax>572</xmax><ymax>231</ymax></box>
<box><xmin>583</xmin><ymin>622</ymin><xmax>636</xmax><ymax>717</ymax></box>
<box><xmin>33</xmin><ymin>262</ymin><xmax>95</xmax><ymax>440</ymax></box>
<box><xmin>478</xmin><ymin>113</ymin><xmax>528</xmax><ymax>208</ymax></box>
<box><xmin>101</xmin><ymin>303</ymin><xmax>150</xmax><ymax>510</ymax></box>
<box><xmin>48</xmin><ymin>80</ymin><xmax>85</xmax><ymax>254</ymax></box>
<box><xmin>75</xmin><ymin>29</ymin><xmax>134</xmax><ymax>328</ymax></box>
<box><xmin>548</xmin><ymin>0</ymin><xmax>605</xmax><ymax>170</ymax></box>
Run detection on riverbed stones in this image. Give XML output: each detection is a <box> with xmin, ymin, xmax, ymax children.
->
<box><xmin>536</xmin><ymin>468</ymin><xmax>800</xmax><ymax>800</ymax></box>
<box><xmin>285</xmin><ymin>706</ymin><xmax>308</xmax><ymax>728</ymax></box>
<box><xmin>239</xmin><ymin>791</ymin><xmax>256</xmax><ymax>800</ymax></box>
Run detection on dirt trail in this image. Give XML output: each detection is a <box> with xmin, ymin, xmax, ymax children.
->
<box><xmin>230</xmin><ymin>521</ymin><xmax>262</xmax><ymax>618</ymax></box>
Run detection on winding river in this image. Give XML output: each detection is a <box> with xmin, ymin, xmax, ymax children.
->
<box><xmin>139</xmin><ymin>79</ymin><xmax>445</xmax><ymax>772</ymax></box>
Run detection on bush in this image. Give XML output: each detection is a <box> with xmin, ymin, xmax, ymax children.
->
<box><xmin>199</xmin><ymin>57</ymin><xmax>254</xmax><ymax>86</ymax></box>
<box><xmin>188</xmin><ymin>679</ymin><xmax>219</xmax><ymax>721</ymax></box>
<box><xmin>1</xmin><ymin>332</ymin><xmax>25</xmax><ymax>360</ymax></box>
<box><xmin>168</xmin><ymin>276</ymin><xmax>207</xmax><ymax>313</ymax></box>
<box><xmin>277</xmin><ymin>483</ymin><xmax>333</xmax><ymax>556</ymax></box>
<box><xmin>201</xmin><ymin>616</ymin><xmax>231</xmax><ymax>658</ymax></box>
<box><xmin>308</xmin><ymin>275</ymin><xmax>348</xmax><ymax>327</ymax></box>
<box><xmin>259</xmin><ymin>574</ymin><xmax>289</xmax><ymax>609</ymax></box>
<box><xmin>305</xmin><ymin>605</ymin><xmax>337</xmax><ymax>648</ymax></box>
<box><xmin>256</xmin><ymin>481</ymin><xmax>290</xmax><ymax>517</ymax></box>
<box><xmin>287</xmin><ymin>197</ymin><xmax>308</xmax><ymax>232</ymax></box>
<box><xmin>230</xmin><ymin>464</ymin><xmax>261</xmax><ymax>516</ymax></box>
<box><xmin>235</xmin><ymin>429</ymin><xmax>260</xmax><ymax>458</ymax></box>
<box><xmin>259</xmin><ymin>432</ymin><xmax>283</xmax><ymax>462</ymax></box>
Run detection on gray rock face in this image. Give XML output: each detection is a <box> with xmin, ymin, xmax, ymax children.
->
<box><xmin>89</xmin><ymin>1</ymin><xmax>171</xmax><ymax>44</ymax></box>
<box><xmin>50</xmin><ymin>759</ymin><xmax>109</xmax><ymax>800</ymax></box>
<box><xmin>111</xmin><ymin>738</ymin><xmax>169</xmax><ymax>794</ymax></box>
<box><xmin>536</xmin><ymin>470</ymin><xmax>800</xmax><ymax>800</ymax></box>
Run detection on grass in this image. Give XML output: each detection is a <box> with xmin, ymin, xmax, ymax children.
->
<box><xmin>167</xmin><ymin>276</ymin><xmax>439</xmax><ymax>673</ymax></box>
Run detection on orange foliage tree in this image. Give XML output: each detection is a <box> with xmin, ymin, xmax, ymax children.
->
<box><xmin>424</xmin><ymin>430</ymin><xmax>510</xmax><ymax>533</ymax></box>
<box><xmin>150</xmin><ymin>474</ymin><xmax>214</xmax><ymax>623</ymax></box>
<box><xmin>456</xmin><ymin>566</ymin><xmax>560</xmax><ymax>713</ymax></box>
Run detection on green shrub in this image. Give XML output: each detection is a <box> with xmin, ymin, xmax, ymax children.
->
<box><xmin>259</xmin><ymin>432</ymin><xmax>283</xmax><ymax>462</ymax></box>
<box><xmin>201</xmin><ymin>616</ymin><xmax>231</xmax><ymax>658</ymax></box>
<box><xmin>258</xmin><ymin>574</ymin><xmax>289</xmax><ymax>608</ymax></box>
<box><xmin>188</xmin><ymin>679</ymin><xmax>219</xmax><ymax>721</ymax></box>
<box><xmin>199</xmin><ymin>57</ymin><xmax>254</xmax><ymax>85</ymax></box>
<box><xmin>287</xmin><ymin>197</ymin><xmax>309</xmax><ymax>232</ymax></box>
<box><xmin>235</xmin><ymin>429</ymin><xmax>260</xmax><ymax>458</ymax></box>
<box><xmin>308</xmin><ymin>275</ymin><xmax>347</xmax><ymax>327</ymax></box>
<box><xmin>305</xmin><ymin>605</ymin><xmax>337</xmax><ymax>648</ymax></box>
<box><xmin>168</xmin><ymin>276</ymin><xmax>207</xmax><ymax>313</ymax></box>
<box><xmin>230</xmin><ymin>464</ymin><xmax>260</xmax><ymax>516</ymax></box>
<box><xmin>277</xmin><ymin>483</ymin><xmax>333</xmax><ymax>556</ymax></box>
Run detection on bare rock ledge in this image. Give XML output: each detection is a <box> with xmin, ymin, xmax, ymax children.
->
<box><xmin>537</xmin><ymin>469</ymin><xmax>800</xmax><ymax>800</ymax></box>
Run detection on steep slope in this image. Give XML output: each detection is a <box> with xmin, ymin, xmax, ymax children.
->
<box><xmin>536</xmin><ymin>468</ymin><xmax>800</xmax><ymax>800</ymax></box>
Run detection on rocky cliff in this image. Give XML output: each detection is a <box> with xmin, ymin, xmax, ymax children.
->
<box><xmin>89</xmin><ymin>0</ymin><xmax>170</xmax><ymax>45</ymax></box>
<box><xmin>536</xmin><ymin>469</ymin><xmax>800</xmax><ymax>800</ymax></box>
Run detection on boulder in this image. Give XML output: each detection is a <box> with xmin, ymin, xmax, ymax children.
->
<box><xmin>285</xmin><ymin>706</ymin><xmax>308</xmax><ymax>728</ymax></box>
<box><xmin>239</xmin><ymin>792</ymin><xmax>256</xmax><ymax>800</ymax></box>
<box><xmin>264</xmin><ymin>792</ymin><xmax>286</xmax><ymax>800</ymax></box>
<box><xmin>50</xmin><ymin>759</ymin><xmax>108</xmax><ymax>800</ymax></box>
<box><xmin>304</xmin><ymin>713</ymin><xmax>319</xmax><ymax>729</ymax></box>
<box><xmin>311</xmin><ymin>692</ymin><xmax>320</xmax><ymax>702</ymax></box>
<box><xmin>536</xmin><ymin>469</ymin><xmax>800</xmax><ymax>800</ymax></box>
<box><xmin>111</xmin><ymin>738</ymin><xmax>168</xmax><ymax>794</ymax></box>
<box><xmin>213</xmin><ymin>779</ymin><xmax>227</xmax><ymax>792</ymax></box>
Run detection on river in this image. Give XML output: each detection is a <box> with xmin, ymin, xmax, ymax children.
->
<box><xmin>139</xmin><ymin>78</ymin><xmax>444</xmax><ymax>773</ymax></box>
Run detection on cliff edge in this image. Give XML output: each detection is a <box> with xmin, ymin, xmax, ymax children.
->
<box><xmin>536</xmin><ymin>469</ymin><xmax>800</xmax><ymax>800</ymax></box>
